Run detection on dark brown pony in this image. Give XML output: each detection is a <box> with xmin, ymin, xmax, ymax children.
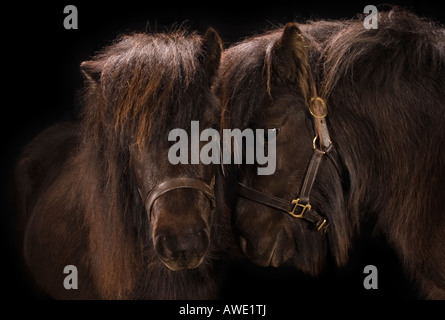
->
<box><xmin>215</xmin><ymin>8</ymin><xmax>445</xmax><ymax>299</ymax></box>
<box><xmin>13</xmin><ymin>28</ymin><xmax>231</xmax><ymax>299</ymax></box>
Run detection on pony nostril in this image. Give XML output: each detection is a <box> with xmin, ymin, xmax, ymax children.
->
<box><xmin>257</xmin><ymin>237</ymin><xmax>272</xmax><ymax>256</ymax></box>
<box><xmin>155</xmin><ymin>233</ymin><xmax>175</xmax><ymax>258</ymax></box>
<box><xmin>269</xmin><ymin>230</ymin><xmax>293</xmax><ymax>267</ymax></box>
<box><xmin>155</xmin><ymin>226</ymin><xmax>209</xmax><ymax>261</ymax></box>
<box><xmin>197</xmin><ymin>227</ymin><xmax>209</xmax><ymax>243</ymax></box>
<box><xmin>196</xmin><ymin>229</ymin><xmax>204</xmax><ymax>240</ymax></box>
<box><xmin>237</xmin><ymin>229</ymin><xmax>294</xmax><ymax>267</ymax></box>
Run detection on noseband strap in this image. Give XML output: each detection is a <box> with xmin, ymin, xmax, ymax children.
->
<box><xmin>144</xmin><ymin>177</ymin><xmax>216</xmax><ymax>218</ymax></box>
<box><xmin>238</xmin><ymin>143</ymin><xmax>333</xmax><ymax>233</ymax></box>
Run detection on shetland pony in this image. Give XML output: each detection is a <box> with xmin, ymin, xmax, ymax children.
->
<box><xmin>14</xmin><ymin>28</ymin><xmax>232</xmax><ymax>299</ymax></box>
<box><xmin>215</xmin><ymin>9</ymin><xmax>445</xmax><ymax>299</ymax></box>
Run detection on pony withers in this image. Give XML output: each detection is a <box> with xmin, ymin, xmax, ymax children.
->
<box><xmin>215</xmin><ymin>9</ymin><xmax>445</xmax><ymax>299</ymax></box>
<box><xmin>13</xmin><ymin>28</ymin><xmax>231</xmax><ymax>299</ymax></box>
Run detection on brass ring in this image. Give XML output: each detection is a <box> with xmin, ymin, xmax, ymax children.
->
<box><xmin>309</xmin><ymin>97</ymin><xmax>328</xmax><ymax>118</ymax></box>
<box><xmin>312</xmin><ymin>135</ymin><xmax>326</xmax><ymax>153</ymax></box>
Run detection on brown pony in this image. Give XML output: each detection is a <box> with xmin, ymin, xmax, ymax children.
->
<box><xmin>13</xmin><ymin>28</ymin><xmax>231</xmax><ymax>299</ymax></box>
<box><xmin>215</xmin><ymin>8</ymin><xmax>445</xmax><ymax>299</ymax></box>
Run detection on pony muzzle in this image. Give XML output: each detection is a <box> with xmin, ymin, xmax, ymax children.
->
<box><xmin>154</xmin><ymin>224</ymin><xmax>210</xmax><ymax>271</ymax></box>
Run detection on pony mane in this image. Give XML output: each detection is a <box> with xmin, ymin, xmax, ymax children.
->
<box><xmin>216</xmin><ymin>32</ymin><xmax>279</xmax><ymax>130</ymax></box>
<box><xmin>217</xmin><ymin>8</ymin><xmax>445</xmax><ymax>131</ymax></box>
<box><xmin>217</xmin><ymin>26</ymin><xmax>316</xmax><ymax>132</ymax></box>
<box><xmin>318</xmin><ymin>8</ymin><xmax>445</xmax><ymax>101</ymax></box>
<box><xmin>81</xmin><ymin>30</ymin><xmax>209</xmax><ymax>151</ymax></box>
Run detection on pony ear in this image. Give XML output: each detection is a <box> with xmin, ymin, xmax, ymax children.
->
<box><xmin>269</xmin><ymin>22</ymin><xmax>310</xmax><ymax>93</ymax></box>
<box><xmin>80</xmin><ymin>60</ymin><xmax>102</xmax><ymax>85</ymax></box>
<box><xmin>200</xmin><ymin>27</ymin><xmax>222</xmax><ymax>84</ymax></box>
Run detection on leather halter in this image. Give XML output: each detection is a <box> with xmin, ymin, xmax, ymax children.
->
<box><xmin>237</xmin><ymin>59</ymin><xmax>339</xmax><ymax>234</ymax></box>
<box><xmin>142</xmin><ymin>177</ymin><xmax>216</xmax><ymax>219</ymax></box>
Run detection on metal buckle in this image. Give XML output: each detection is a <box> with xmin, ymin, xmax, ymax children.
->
<box><xmin>308</xmin><ymin>97</ymin><xmax>328</xmax><ymax>118</ymax></box>
<box><xmin>289</xmin><ymin>198</ymin><xmax>311</xmax><ymax>218</ymax></box>
<box><xmin>317</xmin><ymin>219</ymin><xmax>328</xmax><ymax>233</ymax></box>
<box><xmin>312</xmin><ymin>135</ymin><xmax>327</xmax><ymax>154</ymax></box>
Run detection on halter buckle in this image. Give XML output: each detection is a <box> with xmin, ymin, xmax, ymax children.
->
<box><xmin>317</xmin><ymin>219</ymin><xmax>329</xmax><ymax>233</ymax></box>
<box><xmin>289</xmin><ymin>198</ymin><xmax>311</xmax><ymax>218</ymax></box>
<box><xmin>309</xmin><ymin>97</ymin><xmax>328</xmax><ymax>119</ymax></box>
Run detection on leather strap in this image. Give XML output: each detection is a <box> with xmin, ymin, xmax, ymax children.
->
<box><xmin>299</xmin><ymin>148</ymin><xmax>325</xmax><ymax>203</ymax></box>
<box><xmin>238</xmin><ymin>183</ymin><xmax>293</xmax><ymax>213</ymax></box>
<box><xmin>237</xmin><ymin>143</ymin><xmax>332</xmax><ymax>233</ymax></box>
<box><xmin>238</xmin><ymin>182</ymin><xmax>328</xmax><ymax>232</ymax></box>
<box><xmin>144</xmin><ymin>177</ymin><xmax>216</xmax><ymax>219</ymax></box>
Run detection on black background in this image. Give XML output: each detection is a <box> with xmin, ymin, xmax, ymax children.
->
<box><xmin>2</xmin><ymin>0</ymin><xmax>444</xmax><ymax>307</ymax></box>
